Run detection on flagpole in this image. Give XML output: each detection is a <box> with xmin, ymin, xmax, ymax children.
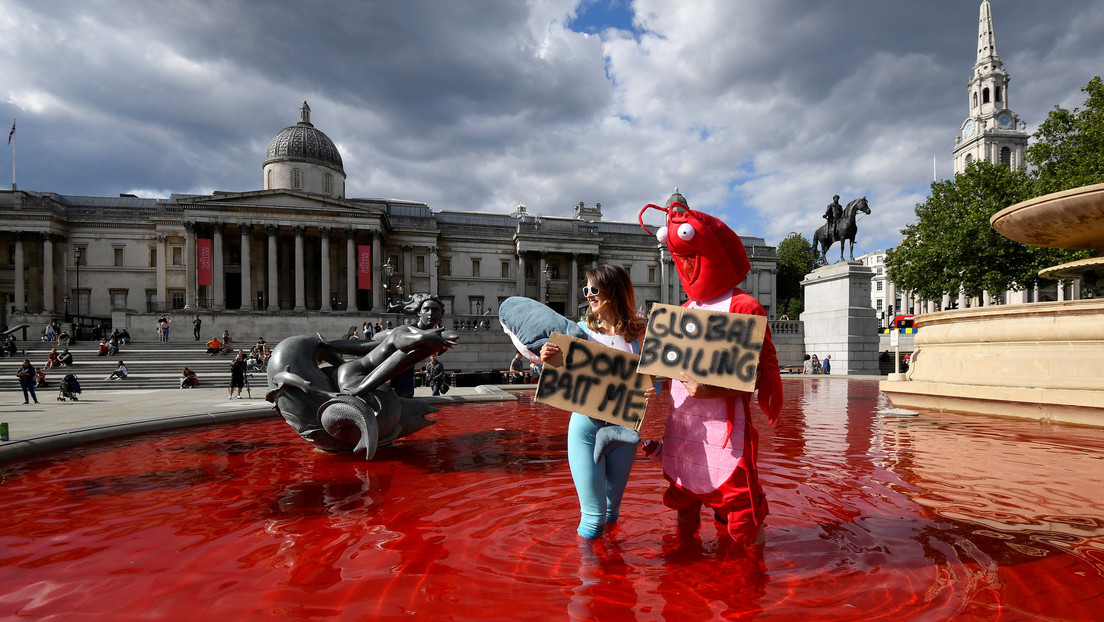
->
<box><xmin>9</xmin><ymin>118</ymin><xmax>14</xmax><ymax>191</ymax></box>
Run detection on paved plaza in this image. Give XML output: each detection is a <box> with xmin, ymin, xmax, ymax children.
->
<box><xmin>0</xmin><ymin>384</ymin><xmax>519</xmax><ymax>461</ymax></box>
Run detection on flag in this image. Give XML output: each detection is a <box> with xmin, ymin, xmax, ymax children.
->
<box><xmin>6</xmin><ymin>120</ymin><xmax>13</xmax><ymax>145</ymax></box>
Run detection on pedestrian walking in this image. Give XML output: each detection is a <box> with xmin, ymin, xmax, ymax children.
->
<box><xmin>17</xmin><ymin>359</ymin><xmax>39</xmax><ymax>404</ymax></box>
<box><xmin>193</xmin><ymin>315</ymin><xmax>202</xmax><ymax>341</ymax></box>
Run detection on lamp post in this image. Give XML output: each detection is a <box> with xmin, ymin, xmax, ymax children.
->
<box><xmin>383</xmin><ymin>257</ymin><xmax>395</xmax><ymax>309</ymax></box>
<box><xmin>73</xmin><ymin>247</ymin><xmax>81</xmax><ymax>342</ymax></box>
<box><xmin>543</xmin><ymin>265</ymin><xmax>552</xmax><ymax>304</ymax></box>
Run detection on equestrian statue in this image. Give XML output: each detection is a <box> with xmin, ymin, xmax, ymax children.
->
<box><xmin>814</xmin><ymin>196</ymin><xmax>870</xmax><ymax>263</ymax></box>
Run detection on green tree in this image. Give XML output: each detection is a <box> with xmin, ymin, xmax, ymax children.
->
<box><xmin>889</xmin><ymin>77</ymin><xmax>1103</xmax><ymax>300</ymax></box>
<box><xmin>1027</xmin><ymin>76</ymin><xmax>1104</xmax><ymax>194</ymax></box>
<box><xmin>887</xmin><ymin>160</ymin><xmax>1044</xmax><ymax>300</ymax></box>
<box><xmin>775</xmin><ymin>232</ymin><xmax>818</xmax><ymax>318</ymax></box>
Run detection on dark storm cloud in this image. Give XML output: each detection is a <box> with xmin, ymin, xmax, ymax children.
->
<box><xmin>2</xmin><ymin>0</ymin><xmax>1103</xmax><ymax>253</ymax></box>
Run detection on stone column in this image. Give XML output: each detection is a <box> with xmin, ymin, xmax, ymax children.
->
<box><xmin>239</xmin><ymin>223</ymin><xmax>252</xmax><ymax>310</ymax></box>
<box><xmin>538</xmin><ymin>252</ymin><xmax>548</xmax><ymax>303</ymax></box>
<box><xmin>42</xmin><ymin>233</ymin><xmax>55</xmax><ymax>313</ymax></box>
<box><xmin>569</xmin><ymin>253</ymin><xmax>578</xmax><ymax>314</ymax></box>
<box><xmin>319</xmin><ymin>227</ymin><xmax>332</xmax><ymax>312</ymax></box>
<box><xmin>293</xmin><ymin>225</ymin><xmax>306</xmax><ymax>311</ymax></box>
<box><xmin>156</xmin><ymin>234</ymin><xmax>167</xmax><ymax>307</ymax></box>
<box><xmin>402</xmin><ymin>245</ymin><xmax>412</xmax><ymax>300</ymax></box>
<box><xmin>516</xmin><ymin>250</ymin><xmax>526</xmax><ymax>295</ymax></box>
<box><xmin>212</xmin><ymin>223</ymin><xmax>225</xmax><ymax>311</ymax></box>
<box><xmin>184</xmin><ymin>222</ymin><xmax>196</xmax><ymax>309</ymax></box>
<box><xmin>345</xmin><ymin>228</ymin><xmax>358</xmax><ymax>313</ymax></box>
<box><xmin>429</xmin><ymin>246</ymin><xmax>439</xmax><ymax>294</ymax></box>
<box><xmin>266</xmin><ymin>225</ymin><xmax>279</xmax><ymax>311</ymax></box>
<box><xmin>659</xmin><ymin>249</ymin><xmax>669</xmax><ymax>305</ymax></box>
<box><xmin>372</xmin><ymin>231</ymin><xmax>384</xmax><ymax>311</ymax></box>
<box><xmin>13</xmin><ymin>233</ymin><xmax>25</xmax><ymax>312</ymax></box>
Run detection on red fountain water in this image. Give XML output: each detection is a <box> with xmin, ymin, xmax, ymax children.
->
<box><xmin>1</xmin><ymin>378</ymin><xmax>1102</xmax><ymax>620</ymax></box>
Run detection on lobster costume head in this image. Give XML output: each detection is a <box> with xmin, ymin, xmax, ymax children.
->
<box><xmin>638</xmin><ymin>190</ymin><xmax>750</xmax><ymax>301</ymax></box>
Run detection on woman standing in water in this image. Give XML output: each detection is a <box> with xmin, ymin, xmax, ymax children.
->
<box><xmin>540</xmin><ymin>264</ymin><xmax>648</xmax><ymax>539</ymax></box>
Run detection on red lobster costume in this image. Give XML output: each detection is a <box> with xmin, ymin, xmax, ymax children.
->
<box><xmin>639</xmin><ymin>198</ymin><xmax>783</xmax><ymax>546</ymax></box>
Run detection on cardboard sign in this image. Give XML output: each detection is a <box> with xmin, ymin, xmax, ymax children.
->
<box><xmin>637</xmin><ymin>303</ymin><xmax>766</xmax><ymax>392</ymax></box>
<box><xmin>534</xmin><ymin>332</ymin><xmax>650</xmax><ymax>431</ymax></box>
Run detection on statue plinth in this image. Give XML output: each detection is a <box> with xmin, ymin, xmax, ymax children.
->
<box><xmin>800</xmin><ymin>261</ymin><xmax>880</xmax><ymax>375</ymax></box>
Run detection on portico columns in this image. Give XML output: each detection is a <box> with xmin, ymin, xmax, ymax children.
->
<box><xmin>516</xmin><ymin>250</ymin><xmax>525</xmax><ymax>295</ymax></box>
<box><xmin>345</xmin><ymin>228</ymin><xmax>358</xmax><ymax>313</ymax></box>
<box><xmin>238</xmin><ymin>224</ymin><xmax>252</xmax><ymax>310</ymax></box>
<box><xmin>13</xmin><ymin>233</ymin><xmax>24</xmax><ymax>312</ymax></box>
<box><xmin>402</xmin><ymin>245</ymin><xmax>413</xmax><ymax>300</ymax></box>
<box><xmin>184</xmin><ymin>222</ymin><xmax>196</xmax><ymax>309</ymax></box>
<box><xmin>319</xmin><ymin>227</ymin><xmax>332</xmax><ymax>312</ymax></box>
<box><xmin>156</xmin><ymin>234</ymin><xmax>167</xmax><ymax>307</ymax></box>
<box><xmin>538</xmin><ymin>252</ymin><xmax>548</xmax><ymax>303</ymax></box>
<box><xmin>659</xmin><ymin>249</ymin><xmax>670</xmax><ymax>305</ymax></box>
<box><xmin>212</xmin><ymin>223</ymin><xmax>225</xmax><ymax>311</ymax></box>
<box><xmin>266</xmin><ymin>225</ymin><xmax>279</xmax><ymax>311</ymax></box>
<box><xmin>429</xmin><ymin>246</ymin><xmax>439</xmax><ymax>294</ymax></box>
<box><xmin>293</xmin><ymin>225</ymin><xmax>306</xmax><ymax>311</ymax></box>
<box><xmin>372</xmin><ymin>231</ymin><xmax>383</xmax><ymax>311</ymax></box>
<box><xmin>42</xmin><ymin>233</ymin><xmax>55</xmax><ymax>313</ymax></box>
<box><xmin>568</xmin><ymin>254</ymin><xmax>578</xmax><ymax>314</ymax></box>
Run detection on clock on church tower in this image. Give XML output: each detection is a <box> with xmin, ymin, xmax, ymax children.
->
<box><xmin>951</xmin><ymin>0</ymin><xmax>1028</xmax><ymax>175</ymax></box>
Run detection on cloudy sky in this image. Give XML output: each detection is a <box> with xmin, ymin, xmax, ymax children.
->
<box><xmin>3</xmin><ymin>1</ymin><xmax>1103</xmax><ymax>253</ymax></box>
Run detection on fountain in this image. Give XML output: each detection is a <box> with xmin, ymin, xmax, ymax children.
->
<box><xmin>881</xmin><ymin>183</ymin><xmax>1104</xmax><ymax>425</ymax></box>
<box><xmin>2</xmin><ymin>379</ymin><xmax>1103</xmax><ymax>620</ymax></box>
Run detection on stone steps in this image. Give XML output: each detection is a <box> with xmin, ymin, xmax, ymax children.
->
<box><xmin>1</xmin><ymin>340</ymin><xmax>266</xmax><ymax>394</ymax></box>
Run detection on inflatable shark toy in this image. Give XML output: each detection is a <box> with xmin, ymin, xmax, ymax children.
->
<box><xmin>498</xmin><ymin>296</ymin><xmax>586</xmax><ymax>363</ymax></box>
<box><xmin>497</xmin><ymin>295</ymin><xmax>640</xmax><ymax>462</ymax></box>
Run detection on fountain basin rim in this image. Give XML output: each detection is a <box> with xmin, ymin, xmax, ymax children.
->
<box><xmin>912</xmin><ymin>298</ymin><xmax>1104</xmax><ymax>329</ymax></box>
<box><xmin>0</xmin><ymin>387</ymin><xmax>520</xmax><ymax>464</ymax></box>
<box><xmin>1038</xmin><ymin>256</ymin><xmax>1104</xmax><ymax>280</ymax></box>
<box><xmin>991</xmin><ymin>182</ymin><xmax>1104</xmax><ymax>250</ymax></box>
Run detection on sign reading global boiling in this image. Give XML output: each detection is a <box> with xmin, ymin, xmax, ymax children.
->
<box><xmin>637</xmin><ymin>303</ymin><xmax>767</xmax><ymax>393</ymax></box>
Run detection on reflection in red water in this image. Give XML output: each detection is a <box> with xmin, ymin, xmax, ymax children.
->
<box><xmin>1</xmin><ymin>378</ymin><xmax>1103</xmax><ymax>620</ymax></box>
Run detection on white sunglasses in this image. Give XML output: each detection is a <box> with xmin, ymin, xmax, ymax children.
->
<box><xmin>582</xmin><ymin>286</ymin><xmax>601</xmax><ymax>297</ymax></box>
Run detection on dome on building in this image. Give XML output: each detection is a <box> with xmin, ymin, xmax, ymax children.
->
<box><xmin>665</xmin><ymin>187</ymin><xmax>689</xmax><ymax>209</ymax></box>
<box><xmin>263</xmin><ymin>102</ymin><xmax>344</xmax><ymax>174</ymax></box>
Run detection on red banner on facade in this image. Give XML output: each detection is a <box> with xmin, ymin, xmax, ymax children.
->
<box><xmin>197</xmin><ymin>238</ymin><xmax>212</xmax><ymax>286</ymax></box>
<box><xmin>358</xmin><ymin>245</ymin><xmax>372</xmax><ymax>289</ymax></box>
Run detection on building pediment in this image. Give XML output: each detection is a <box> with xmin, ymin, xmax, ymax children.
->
<box><xmin>171</xmin><ymin>189</ymin><xmax>401</xmax><ymax>220</ymax></box>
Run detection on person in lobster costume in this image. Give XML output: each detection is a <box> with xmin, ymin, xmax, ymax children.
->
<box><xmin>638</xmin><ymin>191</ymin><xmax>784</xmax><ymax>547</ymax></box>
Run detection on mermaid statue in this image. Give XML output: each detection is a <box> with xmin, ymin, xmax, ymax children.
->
<box><xmin>266</xmin><ymin>294</ymin><xmax>459</xmax><ymax>459</ymax></box>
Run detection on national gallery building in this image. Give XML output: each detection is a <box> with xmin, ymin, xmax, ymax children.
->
<box><xmin>0</xmin><ymin>103</ymin><xmax>779</xmax><ymax>338</ymax></box>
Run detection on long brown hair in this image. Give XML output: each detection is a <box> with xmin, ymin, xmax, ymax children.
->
<box><xmin>582</xmin><ymin>264</ymin><xmax>647</xmax><ymax>341</ymax></box>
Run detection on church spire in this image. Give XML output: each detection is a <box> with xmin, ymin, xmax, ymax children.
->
<box><xmin>976</xmin><ymin>0</ymin><xmax>1000</xmax><ymax>69</ymax></box>
<box><xmin>952</xmin><ymin>0</ymin><xmax>1028</xmax><ymax>175</ymax></box>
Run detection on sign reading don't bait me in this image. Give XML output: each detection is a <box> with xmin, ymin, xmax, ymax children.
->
<box><xmin>637</xmin><ymin>303</ymin><xmax>766</xmax><ymax>393</ymax></box>
<box><xmin>534</xmin><ymin>332</ymin><xmax>650</xmax><ymax>431</ymax></box>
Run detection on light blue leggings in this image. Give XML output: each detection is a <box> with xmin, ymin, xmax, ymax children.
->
<box><xmin>567</xmin><ymin>413</ymin><xmax>636</xmax><ymax>538</ymax></box>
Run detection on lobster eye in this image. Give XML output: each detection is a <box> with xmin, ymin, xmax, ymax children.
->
<box><xmin>656</xmin><ymin>226</ymin><xmax>669</xmax><ymax>244</ymax></box>
<box><xmin>677</xmin><ymin>223</ymin><xmax>696</xmax><ymax>241</ymax></box>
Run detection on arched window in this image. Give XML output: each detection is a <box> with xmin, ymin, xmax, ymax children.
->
<box><xmin>267</xmin><ymin>169</ymin><xmax>273</xmax><ymax>190</ymax></box>
<box><xmin>995</xmin><ymin>86</ymin><xmax>1002</xmax><ymax>102</ymax></box>
<box><xmin>983</xmin><ymin>88</ymin><xmax>991</xmax><ymax>104</ymax></box>
<box><xmin>1000</xmin><ymin>147</ymin><xmax>1011</xmax><ymax>166</ymax></box>
<box><xmin>965</xmin><ymin>154</ymin><xmax>974</xmax><ymax>165</ymax></box>
<box><xmin>292</xmin><ymin>168</ymin><xmax>301</xmax><ymax>190</ymax></box>
<box><xmin>324</xmin><ymin>173</ymin><xmax>332</xmax><ymax>196</ymax></box>
<box><xmin>973</xmin><ymin>92</ymin><xmax>978</xmax><ymax>108</ymax></box>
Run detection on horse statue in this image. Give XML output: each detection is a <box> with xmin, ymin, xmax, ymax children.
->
<box><xmin>814</xmin><ymin>196</ymin><xmax>870</xmax><ymax>263</ymax></box>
